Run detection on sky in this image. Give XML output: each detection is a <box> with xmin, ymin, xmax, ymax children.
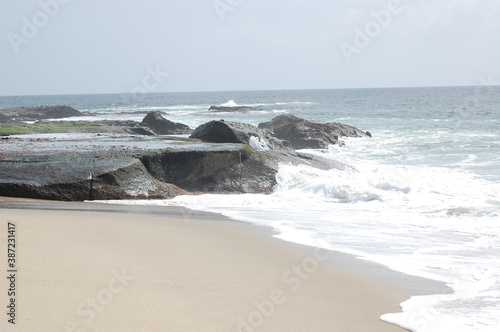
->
<box><xmin>0</xmin><ymin>0</ymin><xmax>499</xmax><ymax>96</ymax></box>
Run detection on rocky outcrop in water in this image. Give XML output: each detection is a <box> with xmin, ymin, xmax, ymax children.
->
<box><xmin>141</xmin><ymin>145</ymin><xmax>275</xmax><ymax>194</ymax></box>
<box><xmin>0</xmin><ymin>105</ymin><xmax>83</xmax><ymax>122</ymax></box>
<box><xmin>141</xmin><ymin>111</ymin><xmax>192</xmax><ymax>135</ymax></box>
<box><xmin>0</xmin><ymin>113</ymin><xmax>362</xmax><ymax>201</ymax></box>
<box><xmin>259</xmin><ymin>114</ymin><xmax>369</xmax><ymax>149</ymax></box>
<box><xmin>0</xmin><ymin>134</ymin><xmax>347</xmax><ymax>200</ymax></box>
<box><xmin>209</xmin><ymin>106</ymin><xmax>260</xmax><ymax>112</ymax></box>
<box><xmin>140</xmin><ymin>145</ymin><xmax>347</xmax><ymax>194</ymax></box>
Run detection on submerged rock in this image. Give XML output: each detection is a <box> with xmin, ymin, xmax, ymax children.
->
<box><xmin>141</xmin><ymin>111</ymin><xmax>192</xmax><ymax>135</ymax></box>
<box><xmin>259</xmin><ymin>114</ymin><xmax>369</xmax><ymax>149</ymax></box>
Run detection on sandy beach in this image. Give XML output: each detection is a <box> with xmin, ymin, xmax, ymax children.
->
<box><xmin>0</xmin><ymin>199</ymin><xmax>447</xmax><ymax>332</ymax></box>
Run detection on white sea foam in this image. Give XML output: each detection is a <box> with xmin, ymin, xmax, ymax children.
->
<box><xmin>217</xmin><ymin>100</ymin><xmax>314</xmax><ymax>108</ymax></box>
<box><xmin>219</xmin><ymin>100</ymin><xmax>238</xmax><ymax>107</ymax></box>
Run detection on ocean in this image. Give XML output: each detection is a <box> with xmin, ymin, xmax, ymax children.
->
<box><xmin>1</xmin><ymin>87</ymin><xmax>499</xmax><ymax>331</ymax></box>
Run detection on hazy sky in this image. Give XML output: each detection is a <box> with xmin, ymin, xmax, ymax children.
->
<box><xmin>1</xmin><ymin>0</ymin><xmax>499</xmax><ymax>96</ymax></box>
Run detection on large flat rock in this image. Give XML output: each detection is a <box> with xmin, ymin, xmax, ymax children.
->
<box><xmin>0</xmin><ymin>153</ymin><xmax>184</xmax><ymax>201</ymax></box>
<box><xmin>0</xmin><ymin>133</ymin><xmax>348</xmax><ymax>200</ymax></box>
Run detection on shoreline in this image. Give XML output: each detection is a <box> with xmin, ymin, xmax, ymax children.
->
<box><xmin>0</xmin><ymin>198</ymin><xmax>450</xmax><ymax>331</ymax></box>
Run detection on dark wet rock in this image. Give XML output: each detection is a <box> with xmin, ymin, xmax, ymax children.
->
<box><xmin>366</xmin><ymin>131</ymin><xmax>372</xmax><ymax>137</ymax></box>
<box><xmin>190</xmin><ymin>120</ymin><xmax>260</xmax><ymax>143</ymax></box>
<box><xmin>209</xmin><ymin>106</ymin><xmax>259</xmax><ymax>112</ymax></box>
<box><xmin>259</xmin><ymin>114</ymin><xmax>369</xmax><ymax>149</ymax></box>
<box><xmin>329</xmin><ymin>122</ymin><xmax>369</xmax><ymax>138</ymax></box>
<box><xmin>0</xmin><ymin>105</ymin><xmax>83</xmax><ymax>121</ymax></box>
<box><xmin>141</xmin><ymin>112</ymin><xmax>192</xmax><ymax>135</ymax></box>
<box><xmin>190</xmin><ymin>120</ymin><xmax>293</xmax><ymax>152</ymax></box>
<box><xmin>0</xmin><ymin>120</ymin><xmax>354</xmax><ymax>200</ymax></box>
<box><xmin>258</xmin><ymin>114</ymin><xmax>338</xmax><ymax>149</ymax></box>
<box><xmin>0</xmin><ymin>139</ymin><xmax>350</xmax><ymax>200</ymax></box>
<box><xmin>140</xmin><ymin>144</ymin><xmax>348</xmax><ymax>195</ymax></box>
<box><xmin>0</xmin><ymin>153</ymin><xmax>185</xmax><ymax>201</ymax></box>
<box><xmin>141</xmin><ymin>145</ymin><xmax>275</xmax><ymax>194</ymax></box>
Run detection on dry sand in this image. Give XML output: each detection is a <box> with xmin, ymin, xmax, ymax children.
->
<box><xmin>0</xmin><ymin>200</ymin><xmax>447</xmax><ymax>332</ymax></box>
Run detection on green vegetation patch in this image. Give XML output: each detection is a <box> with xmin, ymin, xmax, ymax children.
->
<box><xmin>0</xmin><ymin>123</ymin><xmax>92</xmax><ymax>136</ymax></box>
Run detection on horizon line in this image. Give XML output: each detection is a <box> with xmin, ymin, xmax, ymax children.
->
<box><xmin>1</xmin><ymin>83</ymin><xmax>498</xmax><ymax>98</ymax></box>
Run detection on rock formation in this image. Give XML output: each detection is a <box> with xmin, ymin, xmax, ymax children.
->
<box><xmin>141</xmin><ymin>111</ymin><xmax>192</xmax><ymax>135</ymax></box>
<box><xmin>0</xmin><ymin>114</ymin><xmax>363</xmax><ymax>201</ymax></box>
<box><xmin>259</xmin><ymin>114</ymin><xmax>369</xmax><ymax>149</ymax></box>
<box><xmin>140</xmin><ymin>144</ymin><xmax>347</xmax><ymax>195</ymax></box>
<box><xmin>0</xmin><ymin>152</ymin><xmax>185</xmax><ymax>201</ymax></box>
<box><xmin>0</xmin><ymin>105</ymin><xmax>83</xmax><ymax>122</ymax></box>
<box><xmin>190</xmin><ymin>120</ymin><xmax>293</xmax><ymax>152</ymax></box>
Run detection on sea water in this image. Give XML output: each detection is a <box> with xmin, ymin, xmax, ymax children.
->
<box><xmin>1</xmin><ymin>87</ymin><xmax>499</xmax><ymax>331</ymax></box>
